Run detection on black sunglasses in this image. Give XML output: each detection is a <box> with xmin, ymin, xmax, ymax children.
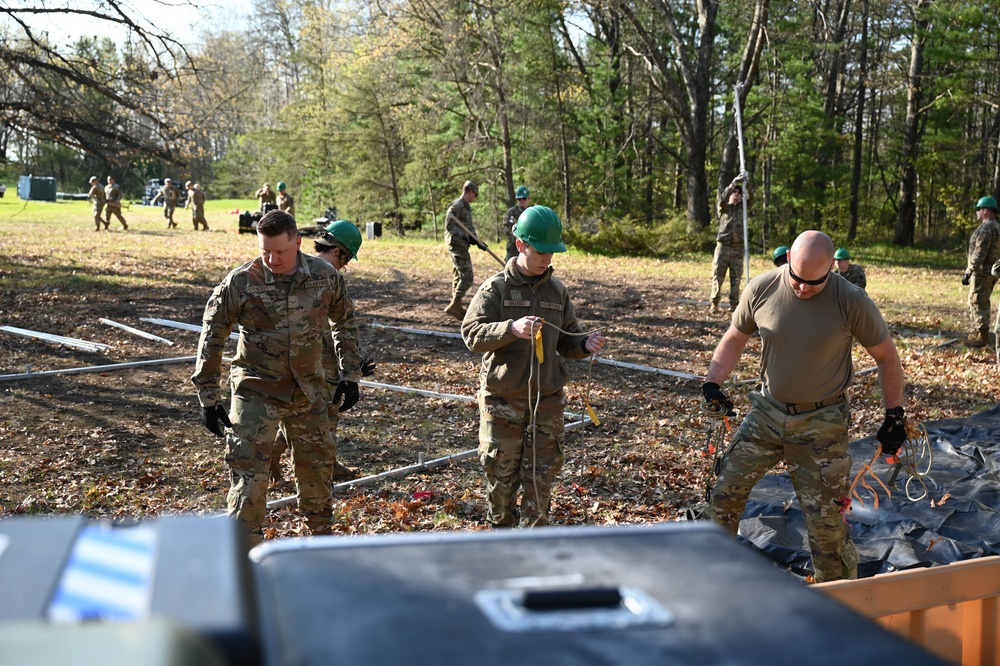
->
<box><xmin>788</xmin><ymin>265</ymin><xmax>829</xmax><ymax>286</ymax></box>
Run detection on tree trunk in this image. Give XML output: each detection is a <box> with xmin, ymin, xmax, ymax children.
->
<box><xmin>848</xmin><ymin>0</ymin><xmax>869</xmax><ymax>241</ymax></box>
<box><xmin>894</xmin><ymin>0</ymin><xmax>929</xmax><ymax>247</ymax></box>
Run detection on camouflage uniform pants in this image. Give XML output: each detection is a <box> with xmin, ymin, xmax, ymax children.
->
<box><xmin>105</xmin><ymin>203</ymin><xmax>127</xmax><ymax>229</ymax></box>
<box><xmin>710</xmin><ymin>243</ymin><xmax>744</xmax><ymax>309</ymax></box>
<box><xmin>192</xmin><ymin>211</ymin><xmax>209</xmax><ymax>231</ymax></box>
<box><xmin>92</xmin><ymin>202</ymin><xmax>106</xmax><ymax>229</ymax></box>
<box><xmin>478</xmin><ymin>393</ymin><xmax>565</xmax><ymax>527</ymax></box>
<box><xmin>446</xmin><ymin>235</ymin><xmax>474</xmax><ymax>300</ymax></box>
<box><xmin>163</xmin><ymin>203</ymin><xmax>177</xmax><ymax>227</ymax></box>
<box><xmin>225</xmin><ymin>387</ymin><xmax>335</xmax><ymax>544</ymax></box>
<box><xmin>967</xmin><ymin>272</ymin><xmax>998</xmax><ymax>334</ymax></box>
<box><xmin>272</xmin><ymin>396</ymin><xmax>340</xmax><ymax>476</ymax></box>
<box><xmin>706</xmin><ymin>391</ymin><xmax>858</xmax><ymax>582</ymax></box>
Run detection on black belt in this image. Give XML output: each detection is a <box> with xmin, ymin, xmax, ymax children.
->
<box><xmin>781</xmin><ymin>394</ymin><xmax>846</xmax><ymax>416</ymax></box>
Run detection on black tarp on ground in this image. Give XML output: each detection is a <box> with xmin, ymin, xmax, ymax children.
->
<box><xmin>734</xmin><ymin>405</ymin><xmax>1000</xmax><ymax>578</ymax></box>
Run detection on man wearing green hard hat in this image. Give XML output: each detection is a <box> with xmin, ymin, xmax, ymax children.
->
<box><xmin>502</xmin><ymin>185</ymin><xmax>532</xmax><ymax>262</ymax></box>
<box><xmin>276</xmin><ymin>181</ymin><xmax>295</xmax><ymax>218</ymax></box>
<box><xmin>833</xmin><ymin>247</ymin><xmax>866</xmax><ymax>290</ymax></box>
<box><xmin>270</xmin><ymin>219</ymin><xmax>372</xmax><ymax>484</ymax></box>
<box><xmin>963</xmin><ymin>195</ymin><xmax>1000</xmax><ymax>347</ymax></box>
<box><xmin>771</xmin><ymin>245</ymin><xmax>789</xmax><ymax>267</ymax></box>
<box><xmin>462</xmin><ymin>205</ymin><xmax>606</xmax><ymax>528</ymax></box>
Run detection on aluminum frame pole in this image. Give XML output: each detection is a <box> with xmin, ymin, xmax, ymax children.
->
<box><xmin>734</xmin><ymin>83</ymin><xmax>751</xmax><ymax>286</ymax></box>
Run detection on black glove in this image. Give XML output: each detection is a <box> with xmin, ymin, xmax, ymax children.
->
<box><xmin>962</xmin><ymin>272</ymin><xmax>971</xmax><ymax>286</ymax></box>
<box><xmin>877</xmin><ymin>406</ymin><xmax>907</xmax><ymax>456</ymax></box>
<box><xmin>702</xmin><ymin>382</ymin><xmax>735</xmax><ymax>416</ymax></box>
<box><xmin>334</xmin><ymin>380</ymin><xmax>360</xmax><ymax>412</ymax></box>
<box><xmin>201</xmin><ymin>405</ymin><xmax>232</xmax><ymax>437</ymax></box>
<box><xmin>475</xmin><ymin>239</ymin><xmax>489</xmax><ymax>251</ymax></box>
<box><xmin>360</xmin><ymin>353</ymin><xmax>376</xmax><ymax>377</ymax></box>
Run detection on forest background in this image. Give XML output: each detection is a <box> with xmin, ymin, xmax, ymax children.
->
<box><xmin>2</xmin><ymin>0</ymin><xmax>1000</xmax><ymax>253</ymax></box>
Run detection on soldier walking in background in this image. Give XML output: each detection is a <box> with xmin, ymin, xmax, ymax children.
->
<box><xmin>150</xmin><ymin>178</ymin><xmax>181</xmax><ymax>229</ymax></box>
<box><xmin>709</xmin><ymin>174</ymin><xmax>748</xmax><ymax>312</ymax></box>
<box><xmin>833</xmin><ymin>248</ymin><xmax>867</xmax><ymax>291</ymax></box>
<box><xmin>502</xmin><ymin>185</ymin><xmax>531</xmax><ymax>261</ymax></box>
<box><xmin>186</xmin><ymin>181</ymin><xmax>209</xmax><ymax>231</ymax></box>
<box><xmin>270</xmin><ymin>219</ymin><xmax>367</xmax><ymax>484</ymax></box>
<box><xmin>88</xmin><ymin>176</ymin><xmax>106</xmax><ymax>231</ymax></box>
<box><xmin>277</xmin><ymin>182</ymin><xmax>295</xmax><ymax>218</ymax></box>
<box><xmin>462</xmin><ymin>206</ymin><xmax>606</xmax><ymax>528</ymax></box>
<box><xmin>962</xmin><ymin>196</ymin><xmax>1000</xmax><ymax>347</ymax></box>
<box><xmin>192</xmin><ymin>210</ymin><xmax>362</xmax><ymax>546</ymax></box>
<box><xmin>104</xmin><ymin>175</ymin><xmax>128</xmax><ymax>230</ymax></box>
<box><xmin>444</xmin><ymin>180</ymin><xmax>485</xmax><ymax>319</ymax></box>
<box><xmin>255</xmin><ymin>182</ymin><xmax>277</xmax><ymax>213</ymax></box>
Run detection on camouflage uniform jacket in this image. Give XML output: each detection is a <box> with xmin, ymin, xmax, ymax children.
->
<box><xmin>89</xmin><ymin>184</ymin><xmax>106</xmax><ymax>205</ymax></box>
<box><xmin>445</xmin><ymin>197</ymin><xmax>475</xmax><ymax>243</ymax></box>
<box><xmin>277</xmin><ymin>192</ymin><xmax>295</xmax><ymax>218</ymax></box>
<box><xmin>503</xmin><ymin>204</ymin><xmax>524</xmax><ymax>247</ymax></box>
<box><xmin>966</xmin><ymin>217</ymin><xmax>1000</xmax><ymax>275</ymax></box>
<box><xmin>152</xmin><ymin>184</ymin><xmax>180</xmax><ymax>205</ymax></box>
<box><xmin>462</xmin><ymin>259</ymin><xmax>590</xmax><ymax>399</ymax></box>
<box><xmin>187</xmin><ymin>188</ymin><xmax>206</xmax><ymax>215</ymax></box>
<box><xmin>191</xmin><ymin>252</ymin><xmax>361</xmax><ymax>408</ymax></box>
<box><xmin>715</xmin><ymin>182</ymin><xmax>746</xmax><ymax>247</ymax></box>
<box><xmin>105</xmin><ymin>182</ymin><xmax>123</xmax><ymax>207</ymax></box>
<box><xmin>834</xmin><ymin>264</ymin><xmax>867</xmax><ymax>290</ymax></box>
<box><xmin>256</xmin><ymin>187</ymin><xmax>276</xmax><ymax>206</ymax></box>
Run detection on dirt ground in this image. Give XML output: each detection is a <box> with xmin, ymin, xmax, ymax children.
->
<box><xmin>2</xmin><ymin>236</ymin><xmax>997</xmax><ymax>542</ymax></box>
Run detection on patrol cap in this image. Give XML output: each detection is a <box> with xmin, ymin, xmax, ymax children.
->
<box><xmin>834</xmin><ymin>248</ymin><xmax>851</xmax><ymax>260</ymax></box>
<box><xmin>164</xmin><ymin>178</ymin><xmax>172</xmax><ymax>184</ymax></box>
<box><xmin>463</xmin><ymin>180</ymin><xmax>478</xmax><ymax>195</ymax></box>
<box><xmin>89</xmin><ymin>176</ymin><xmax>97</xmax><ymax>183</ymax></box>
<box><xmin>515</xmin><ymin>185</ymin><xmax>529</xmax><ymax>199</ymax></box>
<box><xmin>185</xmin><ymin>180</ymin><xmax>192</xmax><ymax>188</ymax></box>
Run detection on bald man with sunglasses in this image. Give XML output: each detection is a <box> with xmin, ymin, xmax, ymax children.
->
<box><xmin>700</xmin><ymin>230</ymin><xmax>906</xmax><ymax>582</ymax></box>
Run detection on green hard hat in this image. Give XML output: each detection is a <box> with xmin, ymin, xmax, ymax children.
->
<box><xmin>322</xmin><ymin>219</ymin><xmax>362</xmax><ymax>259</ymax></box>
<box><xmin>834</xmin><ymin>248</ymin><xmax>851</xmax><ymax>260</ymax></box>
<box><xmin>514</xmin><ymin>206</ymin><xmax>566</xmax><ymax>253</ymax></box>
<box><xmin>976</xmin><ymin>196</ymin><xmax>998</xmax><ymax>211</ymax></box>
<box><xmin>771</xmin><ymin>245</ymin><xmax>789</xmax><ymax>262</ymax></box>
<box><xmin>515</xmin><ymin>185</ymin><xmax>530</xmax><ymax>199</ymax></box>
<box><xmin>277</xmin><ymin>181</ymin><xmax>287</xmax><ymax>191</ymax></box>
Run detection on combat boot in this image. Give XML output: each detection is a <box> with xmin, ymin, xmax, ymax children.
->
<box><xmin>444</xmin><ymin>296</ymin><xmax>466</xmax><ymax>320</ymax></box>
<box><xmin>332</xmin><ymin>461</ymin><xmax>359</xmax><ymax>481</ymax></box>
<box><xmin>966</xmin><ymin>330</ymin><xmax>989</xmax><ymax>348</ymax></box>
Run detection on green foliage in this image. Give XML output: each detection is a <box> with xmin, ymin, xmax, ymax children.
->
<box><xmin>564</xmin><ymin>211</ymin><xmax>708</xmax><ymax>258</ymax></box>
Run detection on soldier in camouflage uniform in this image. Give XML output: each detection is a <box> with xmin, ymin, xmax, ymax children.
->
<box><xmin>192</xmin><ymin>210</ymin><xmax>362</xmax><ymax>546</ymax></box>
<box><xmin>255</xmin><ymin>183</ymin><xmax>277</xmax><ymax>213</ymax></box>
<box><xmin>833</xmin><ymin>248</ymin><xmax>866</xmax><ymax>290</ymax></box>
<box><xmin>88</xmin><ymin>176</ymin><xmax>106</xmax><ymax>231</ymax></box>
<box><xmin>962</xmin><ymin>196</ymin><xmax>1000</xmax><ymax>347</ymax></box>
<box><xmin>462</xmin><ymin>206</ymin><xmax>606</xmax><ymax>528</ymax></box>
<box><xmin>710</xmin><ymin>175</ymin><xmax>748</xmax><ymax>312</ymax></box>
<box><xmin>276</xmin><ymin>181</ymin><xmax>295</xmax><ymax>218</ymax></box>
<box><xmin>185</xmin><ymin>181</ymin><xmax>209</xmax><ymax>231</ymax></box>
<box><xmin>444</xmin><ymin>180</ymin><xmax>485</xmax><ymax>319</ymax></box>
<box><xmin>702</xmin><ymin>230</ymin><xmax>906</xmax><ymax>582</ymax></box>
<box><xmin>270</xmin><ymin>219</ymin><xmax>367</xmax><ymax>484</ymax></box>
<box><xmin>502</xmin><ymin>185</ymin><xmax>531</xmax><ymax>261</ymax></box>
<box><xmin>150</xmin><ymin>178</ymin><xmax>181</xmax><ymax>229</ymax></box>
<box><xmin>104</xmin><ymin>176</ymin><xmax>128</xmax><ymax>230</ymax></box>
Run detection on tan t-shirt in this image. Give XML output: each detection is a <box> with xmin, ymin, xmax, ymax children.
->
<box><xmin>732</xmin><ymin>268</ymin><xmax>888</xmax><ymax>405</ymax></box>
